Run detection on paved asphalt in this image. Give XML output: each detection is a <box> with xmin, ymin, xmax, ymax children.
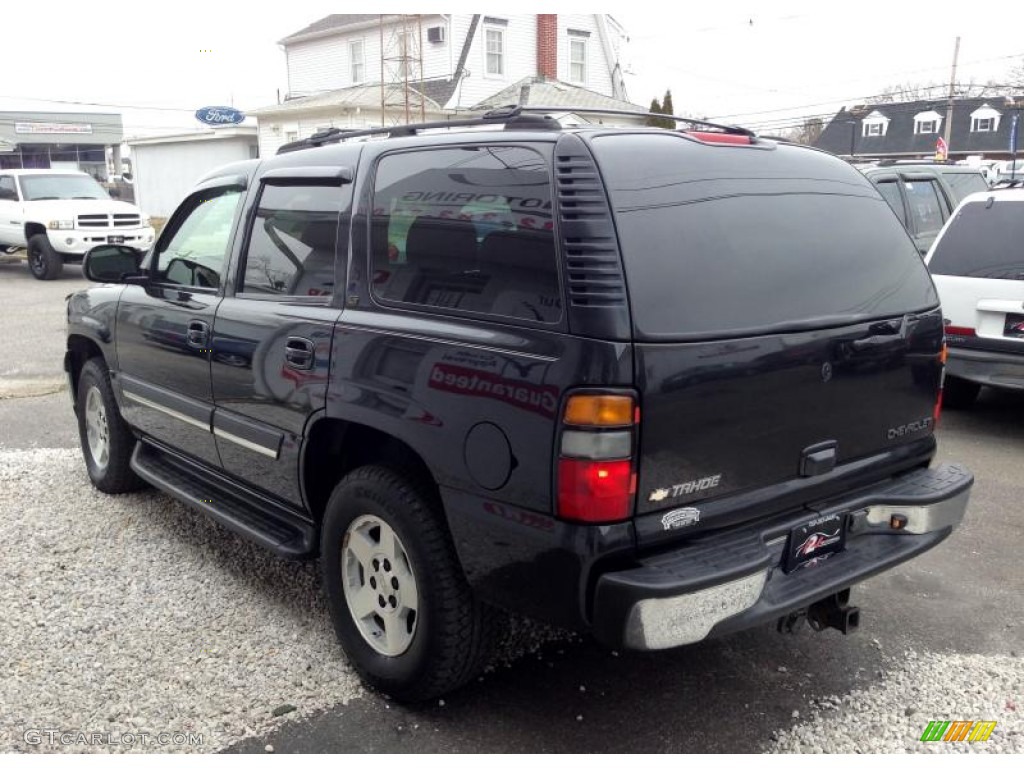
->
<box><xmin>2</xmin><ymin>261</ymin><xmax>1021</xmax><ymax>753</ymax></box>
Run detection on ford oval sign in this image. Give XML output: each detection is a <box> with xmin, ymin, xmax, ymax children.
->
<box><xmin>195</xmin><ymin>106</ymin><xmax>245</xmax><ymax>126</ymax></box>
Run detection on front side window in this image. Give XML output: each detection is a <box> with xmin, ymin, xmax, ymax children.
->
<box><xmin>904</xmin><ymin>179</ymin><xmax>945</xmax><ymax>238</ymax></box>
<box><xmin>351</xmin><ymin>39</ymin><xmax>365</xmax><ymax>83</ymax></box>
<box><xmin>370</xmin><ymin>145</ymin><xmax>560</xmax><ymax>322</ymax></box>
<box><xmin>0</xmin><ymin>175</ymin><xmax>17</xmax><ymax>200</ymax></box>
<box><xmin>239</xmin><ymin>184</ymin><xmax>340</xmax><ymax>298</ymax></box>
<box><xmin>569</xmin><ymin>36</ymin><xmax>587</xmax><ymax>82</ymax></box>
<box><xmin>485</xmin><ymin>27</ymin><xmax>505</xmax><ymax>75</ymax></box>
<box><xmin>154</xmin><ymin>188</ymin><xmax>243</xmax><ymax>289</ymax></box>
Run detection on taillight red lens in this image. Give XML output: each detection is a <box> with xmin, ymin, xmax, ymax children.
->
<box><xmin>557</xmin><ymin>458</ymin><xmax>635</xmax><ymax>523</ymax></box>
<box><xmin>944</xmin><ymin>326</ymin><xmax>976</xmax><ymax>337</ymax></box>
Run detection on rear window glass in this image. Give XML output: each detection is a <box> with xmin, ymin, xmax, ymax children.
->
<box><xmin>370</xmin><ymin>145</ymin><xmax>561</xmax><ymax>323</ymax></box>
<box><xmin>929</xmin><ymin>199</ymin><xmax>1024</xmax><ymax>279</ymax></box>
<box><xmin>941</xmin><ymin>171</ymin><xmax>988</xmax><ymax>202</ymax></box>
<box><xmin>593</xmin><ymin>134</ymin><xmax>938</xmax><ymax>339</ymax></box>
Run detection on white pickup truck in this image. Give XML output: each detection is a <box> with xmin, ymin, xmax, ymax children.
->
<box><xmin>0</xmin><ymin>169</ymin><xmax>155</xmax><ymax>279</ymax></box>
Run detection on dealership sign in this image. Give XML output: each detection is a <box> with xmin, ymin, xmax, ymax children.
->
<box><xmin>15</xmin><ymin>122</ymin><xmax>93</xmax><ymax>135</ymax></box>
<box><xmin>195</xmin><ymin>106</ymin><xmax>246</xmax><ymax>126</ymax></box>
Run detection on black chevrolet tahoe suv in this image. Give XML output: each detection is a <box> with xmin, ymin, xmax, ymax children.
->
<box><xmin>65</xmin><ymin>107</ymin><xmax>974</xmax><ymax>701</ymax></box>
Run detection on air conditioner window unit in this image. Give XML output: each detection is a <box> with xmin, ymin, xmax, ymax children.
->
<box><xmin>427</xmin><ymin>26</ymin><xmax>445</xmax><ymax>43</ymax></box>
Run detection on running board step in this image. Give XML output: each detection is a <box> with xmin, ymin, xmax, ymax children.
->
<box><xmin>131</xmin><ymin>440</ymin><xmax>316</xmax><ymax>558</ymax></box>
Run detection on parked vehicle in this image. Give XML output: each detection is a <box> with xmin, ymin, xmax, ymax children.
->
<box><xmin>0</xmin><ymin>169</ymin><xmax>154</xmax><ymax>279</ymax></box>
<box><xmin>860</xmin><ymin>163</ymin><xmax>989</xmax><ymax>254</ymax></box>
<box><xmin>65</xmin><ymin>108</ymin><xmax>973</xmax><ymax>701</ymax></box>
<box><xmin>925</xmin><ymin>187</ymin><xmax>1024</xmax><ymax>407</ymax></box>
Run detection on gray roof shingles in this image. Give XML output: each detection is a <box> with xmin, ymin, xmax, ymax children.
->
<box><xmin>816</xmin><ymin>97</ymin><xmax>1020</xmax><ymax>156</ymax></box>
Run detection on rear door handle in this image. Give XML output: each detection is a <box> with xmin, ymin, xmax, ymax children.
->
<box><xmin>285</xmin><ymin>337</ymin><xmax>315</xmax><ymax>370</ymax></box>
<box><xmin>186</xmin><ymin>319</ymin><xmax>209</xmax><ymax>348</ymax></box>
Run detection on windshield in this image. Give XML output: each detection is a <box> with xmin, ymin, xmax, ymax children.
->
<box><xmin>19</xmin><ymin>174</ymin><xmax>110</xmax><ymax>201</ymax></box>
<box><xmin>593</xmin><ymin>134</ymin><xmax>938</xmax><ymax>340</ymax></box>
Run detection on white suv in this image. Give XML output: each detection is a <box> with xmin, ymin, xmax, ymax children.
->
<box><xmin>925</xmin><ymin>188</ymin><xmax>1024</xmax><ymax>407</ymax></box>
<box><xmin>0</xmin><ymin>169</ymin><xmax>155</xmax><ymax>280</ymax></box>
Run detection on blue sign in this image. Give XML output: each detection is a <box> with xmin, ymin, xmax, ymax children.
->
<box><xmin>1010</xmin><ymin>114</ymin><xmax>1019</xmax><ymax>154</ymax></box>
<box><xmin>195</xmin><ymin>106</ymin><xmax>246</xmax><ymax>126</ymax></box>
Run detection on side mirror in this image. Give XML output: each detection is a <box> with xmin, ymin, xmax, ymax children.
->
<box><xmin>83</xmin><ymin>245</ymin><xmax>144</xmax><ymax>283</ymax></box>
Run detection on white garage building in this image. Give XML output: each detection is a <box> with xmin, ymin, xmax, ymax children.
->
<box><xmin>127</xmin><ymin>127</ymin><xmax>258</xmax><ymax>218</ymax></box>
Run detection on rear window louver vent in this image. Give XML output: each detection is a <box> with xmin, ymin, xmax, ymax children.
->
<box><xmin>555</xmin><ymin>148</ymin><xmax>626</xmax><ymax>308</ymax></box>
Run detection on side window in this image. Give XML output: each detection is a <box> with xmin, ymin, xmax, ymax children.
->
<box><xmin>154</xmin><ymin>188</ymin><xmax>243</xmax><ymax>289</ymax></box>
<box><xmin>0</xmin><ymin>175</ymin><xmax>17</xmax><ymax>200</ymax></box>
<box><xmin>904</xmin><ymin>179</ymin><xmax>946</xmax><ymax>238</ymax></box>
<box><xmin>239</xmin><ymin>184</ymin><xmax>340</xmax><ymax>298</ymax></box>
<box><xmin>370</xmin><ymin>145</ymin><xmax>561</xmax><ymax>323</ymax></box>
<box><xmin>875</xmin><ymin>181</ymin><xmax>906</xmax><ymax>226</ymax></box>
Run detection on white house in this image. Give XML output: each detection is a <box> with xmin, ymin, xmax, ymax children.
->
<box><xmin>252</xmin><ymin>14</ymin><xmax>641</xmax><ymax>156</ymax></box>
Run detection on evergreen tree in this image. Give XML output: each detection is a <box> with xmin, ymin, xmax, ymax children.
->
<box><xmin>645</xmin><ymin>98</ymin><xmax>663</xmax><ymax>127</ymax></box>
<box><xmin>662</xmin><ymin>90</ymin><xmax>675</xmax><ymax>123</ymax></box>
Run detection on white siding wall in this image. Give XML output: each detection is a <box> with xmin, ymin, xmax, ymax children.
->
<box><xmin>256</xmin><ymin>109</ymin><xmax>395</xmax><ymax>158</ymax></box>
<box><xmin>558</xmin><ymin>15</ymin><xmax>612</xmax><ymax>96</ymax></box>
<box><xmin>286</xmin><ymin>16</ymin><xmax>452</xmax><ymax>97</ymax></box>
<box><xmin>451</xmin><ymin>15</ymin><xmax>538</xmax><ymax>109</ymax></box>
<box><xmin>132</xmin><ymin>138</ymin><xmax>256</xmax><ymax>219</ymax></box>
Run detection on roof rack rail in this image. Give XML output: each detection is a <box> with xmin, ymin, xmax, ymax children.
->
<box><xmin>275</xmin><ymin>104</ymin><xmax>754</xmax><ymax>155</ymax></box>
<box><xmin>276</xmin><ymin>107</ymin><xmax>561</xmax><ymax>154</ymax></box>
<box><xmin>511</xmin><ymin>105</ymin><xmax>755</xmax><ymax>137</ymax></box>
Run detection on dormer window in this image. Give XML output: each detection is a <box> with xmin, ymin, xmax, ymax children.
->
<box><xmin>970</xmin><ymin>105</ymin><xmax>1001</xmax><ymax>132</ymax></box>
<box><xmin>861</xmin><ymin>110</ymin><xmax>889</xmax><ymax>137</ymax></box>
<box><xmin>913</xmin><ymin>110</ymin><xmax>943</xmax><ymax>135</ymax></box>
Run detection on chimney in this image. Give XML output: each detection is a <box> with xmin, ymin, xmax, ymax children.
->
<box><xmin>536</xmin><ymin>14</ymin><xmax>557</xmax><ymax>81</ymax></box>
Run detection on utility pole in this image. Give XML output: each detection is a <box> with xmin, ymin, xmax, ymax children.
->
<box><xmin>942</xmin><ymin>36</ymin><xmax>960</xmax><ymax>161</ymax></box>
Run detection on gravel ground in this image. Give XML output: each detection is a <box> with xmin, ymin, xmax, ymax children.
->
<box><xmin>0</xmin><ymin>447</ymin><xmax>570</xmax><ymax>754</ymax></box>
<box><xmin>769</xmin><ymin>649</ymin><xmax>1023</xmax><ymax>753</ymax></box>
<box><xmin>0</xmin><ymin>447</ymin><xmax>360</xmax><ymax>753</ymax></box>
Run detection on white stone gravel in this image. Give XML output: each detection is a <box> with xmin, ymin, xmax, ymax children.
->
<box><xmin>769</xmin><ymin>649</ymin><xmax>1023</xmax><ymax>753</ymax></box>
<box><xmin>0</xmin><ymin>448</ymin><xmax>361</xmax><ymax>754</ymax></box>
<box><xmin>0</xmin><ymin>447</ymin><xmax>573</xmax><ymax>753</ymax></box>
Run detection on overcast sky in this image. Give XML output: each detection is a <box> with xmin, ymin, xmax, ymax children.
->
<box><xmin>2</xmin><ymin>0</ymin><xmax>1021</xmax><ymax>139</ymax></box>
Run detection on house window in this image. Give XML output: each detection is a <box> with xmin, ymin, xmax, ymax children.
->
<box><xmin>485</xmin><ymin>27</ymin><xmax>505</xmax><ymax>76</ymax></box>
<box><xmin>915</xmin><ymin>120</ymin><xmax>938</xmax><ymax>135</ymax></box>
<box><xmin>350</xmin><ymin>39</ymin><xmax>365</xmax><ymax>83</ymax></box>
<box><xmin>863</xmin><ymin>123</ymin><xmax>883</xmax><ymax>137</ymax></box>
<box><xmin>972</xmin><ymin>117</ymin><xmax>995</xmax><ymax>132</ymax></box>
<box><xmin>569</xmin><ymin>37</ymin><xmax>587</xmax><ymax>83</ymax></box>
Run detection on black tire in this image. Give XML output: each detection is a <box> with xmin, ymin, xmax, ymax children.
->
<box><xmin>321</xmin><ymin>465</ymin><xmax>494</xmax><ymax>701</ymax></box>
<box><xmin>942</xmin><ymin>375</ymin><xmax>981</xmax><ymax>410</ymax></box>
<box><xmin>27</xmin><ymin>234</ymin><xmax>64</xmax><ymax>280</ymax></box>
<box><xmin>76</xmin><ymin>358</ymin><xmax>147</xmax><ymax>493</ymax></box>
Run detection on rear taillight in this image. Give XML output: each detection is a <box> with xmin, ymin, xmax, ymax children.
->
<box><xmin>556</xmin><ymin>392</ymin><xmax>638</xmax><ymax>523</ymax></box>
<box><xmin>944</xmin><ymin>325</ymin><xmax>976</xmax><ymax>337</ymax></box>
<box><xmin>934</xmin><ymin>343</ymin><xmax>948</xmax><ymax>424</ymax></box>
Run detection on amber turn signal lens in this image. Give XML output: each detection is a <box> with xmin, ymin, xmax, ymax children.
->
<box><xmin>939</xmin><ymin>344</ymin><xmax>948</xmax><ymax>365</ymax></box>
<box><xmin>564</xmin><ymin>395</ymin><xmax>635</xmax><ymax>426</ymax></box>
